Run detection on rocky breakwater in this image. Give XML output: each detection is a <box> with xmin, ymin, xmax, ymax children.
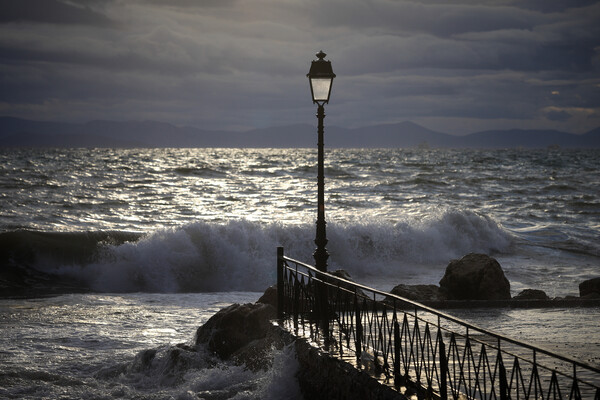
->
<box><xmin>193</xmin><ymin>288</ymin><xmax>404</xmax><ymax>400</ymax></box>
<box><xmin>192</xmin><ymin>290</ymin><xmax>287</xmax><ymax>372</ymax></box>
<box><xmin>194</xmin><ymin>302</ymin><xmax>279</xmax><ymax>370</ymax></box>
<box><xmin>387</xmin><ymin>253</ymin><xmax>600</xmax><ymax>308</ymax></box>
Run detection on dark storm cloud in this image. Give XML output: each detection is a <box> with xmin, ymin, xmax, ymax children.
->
<box><xmin>333</xmin><ymin>2</ymin><xmax>600</xmax><ymax>74</ymax></box>
<box><xmin>0</xmin><ymin>0</ymin><xmax>599</xmax><ymax>134</ymax></box>
<box><xmin>310</xmin><ymin>0</ymin><xmax>541</xmax><ymax>37</ymax></box>
<box><xmin>0</xmin><ymin>0</ymin><xmax>112</xmax><ymax>26</ymax></box>
<box><xmin>142</xmin><ymin>0</ymin><xmax>239</xmax><ymax>8</ymax></box>
<box><xmin>515</xmin><ymin>0</ymin><xmax>598</xmax><ymax>13</ymax></box>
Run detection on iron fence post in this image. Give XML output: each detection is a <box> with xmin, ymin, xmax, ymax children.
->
<box><xmin>394</xmin><ymin>317</ymin><xmax>401</xmax><ymax>389</ymax></box>
<box><xmin>355</xmin><ymin>294</ymin><xmax>363</xmax><ymax>366</ymax></box>
<box><xmin>293</xmin><ymin>277</ymin><xmax>299</xmax><ymax>332</ymax></box>
<box><xmin>439</xmin><ymin>331</ymin><xmax>448</xmax><ymax>399</ymax></box>
<box><xmin>277</xmin><ymin>246</ymin><xmax>284</xmax><ymax>321</ymax></box>
<box><xmin>319</xmin><ymin>277</ymin><xmax>329</xmax><ymax>341</ymax></box>
<box><xmin>499</xmin><ymin>349</ymin><xmax>508</xmax><ymax>400</ymax></box>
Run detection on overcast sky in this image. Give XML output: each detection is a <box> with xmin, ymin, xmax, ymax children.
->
<box><xmin>1</xmin><ymin>0</ymin><xmax>599</xmax><ymax>135</ymax></box>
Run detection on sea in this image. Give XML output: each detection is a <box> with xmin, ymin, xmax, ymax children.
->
<box><xmin>1</xmin><ymin>147</ymin><xmax>599</xmax><ymax>399</ymax></box>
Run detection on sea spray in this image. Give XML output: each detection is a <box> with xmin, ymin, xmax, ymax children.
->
<box><xmin>328</xmin><ymin>208</ymin><xmax>512</xmax><ymax>276</ymax></box>
<box><xmin>96</xmin><ymin>321</ymin><xmax>302</xmax><ymax>399</ymax></box>
<box><xmin>1</xmin><ymin>209</ymin><xmax>512</xmax><ymax>294</ymax></box>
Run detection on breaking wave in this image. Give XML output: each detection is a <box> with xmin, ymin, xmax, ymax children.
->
<box><xmin>0</xmin><ymin>209</ymin><xmax>513</xmax><ymax>294</ymax></box>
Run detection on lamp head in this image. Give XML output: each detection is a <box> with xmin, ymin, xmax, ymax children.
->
<box><xmin>307</xmin><ymin>51</ymin><xmax>335</xmax><ymax>104</ymax></box>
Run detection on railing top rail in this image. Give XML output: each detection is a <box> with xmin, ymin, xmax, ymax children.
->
<box><xmin>281</xmin><ymin>254</ymin><xmax>600</xmax><ymax>374</ymax></box>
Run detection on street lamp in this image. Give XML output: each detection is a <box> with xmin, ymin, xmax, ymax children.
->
<box><xmin>307</xmin><ymin>50</ymin><xmax>335</xmax><ymax>274</ymax></box>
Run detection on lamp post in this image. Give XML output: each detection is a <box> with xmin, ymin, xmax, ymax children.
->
<box><xmin>308</xmin><ymin>51</ymin><xmax>335</xmax><ymax>342</ymax></box>
<box><xmin>307</xmin><ymin>50</ymin><xmax>335</xmax><ymax>274</ymax></box>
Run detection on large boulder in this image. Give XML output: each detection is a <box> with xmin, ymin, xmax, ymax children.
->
<box><xmin>195</xmin><ymin>302</ymin><xmax>276</xmax><ymax>360</ymax></box>
<box><xmin>439</xmin><ymin>253</ymin><xmax>511</xmax><ymax>300</ymax></box>
<box><xmin>579</xmin><ymin>277</ymin><xmax>600</xmax><ymax>298</ymax></box>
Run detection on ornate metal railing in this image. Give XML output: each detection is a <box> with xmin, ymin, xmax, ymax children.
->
<box><xmin>276</xmin><ymin>247</ymin><xmax>600</xmax><ymax>399</ymax></box>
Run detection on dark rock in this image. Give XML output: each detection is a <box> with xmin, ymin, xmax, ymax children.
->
<box><xmin>128</xmin><ymin>349</ymin><xmax>157</xmax><ymax>373</ymax></box>
<box><xmin>439</xmin><ymin>253</ymin><xmax>511</xmax><ymax>300</ymax></box>
<box><xmin>257</xmin><ymin>285</ymin><xmax>277</xmax><ymax>307</ymax></box>
<box><xmin>387</xmin><ymin>284</ymin><xmax>447</xmax><ymax>302</ymax></box>
<box><xmin>195</xmin><ymin>302</ymin><xmax>276</xmax><ymax>360</ymax></box>
<box><xmin>554</xmin><ymin>295</ymin><xmax>579</xmax><ymax>301</ymax></box>
<box><xmin>175</xmin><ymin>343</ymin><xmax>196</xmax><ymax>352</ymax></box>
<box><xmin>163</xmin><ymin>347</ymin><xmax>193</xmax><ymax>375</ymax></box>
<box><xmin>579</xmin><ymin>277</ymin><xmax>600</xmax><ymax>298</ymax></box>
<box><xmin>513</xmin><ymin>289</ymin><xmax>549</xmax><ymax>300</ymax></box>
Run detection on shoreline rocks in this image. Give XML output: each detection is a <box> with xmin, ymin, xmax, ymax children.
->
<box><xmin>383</xmin><ymin>254</ymin><xmax>598</xmax><ymax>306</ymax></box>
<box><xmin>513</xmin><ymin>289</ymin><xmax>549</xmax><ymax>300</ymax></box>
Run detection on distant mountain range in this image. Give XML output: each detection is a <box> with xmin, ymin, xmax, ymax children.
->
<box><xmin>1</xmin><ymin>116</ymin><xmax>599</xmax><ymax>148</ymax></box>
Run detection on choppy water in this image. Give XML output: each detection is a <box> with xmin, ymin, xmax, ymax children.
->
<box><xmin>1</xmin><ymin>148</ymin><xmax>599</xmax><ymax>295</ymax></box>
<box><xmin>1</xmin><ymin>147</ymin><xmax>599</xmax><ymax>399</ymax></box>
<box><xmin>0</xmin><ymin>292</ymin><xmax>303</xmax><ymax>399</ymax></box>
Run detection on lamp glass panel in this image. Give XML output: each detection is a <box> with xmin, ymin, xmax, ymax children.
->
<box><xmin>311</xmin><ymin>78</ymin><xmax>332</xmax><ymax>101</ymax></box>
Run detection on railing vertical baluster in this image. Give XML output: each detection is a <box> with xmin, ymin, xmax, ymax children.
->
<box><xmin>548</xmin><ymin>370</ymin><xmax>562</xmax><ymax>400</ymax></box>
<box><xmin>530</xmin><ymin>350</ymin><xmax>543</xmax><ymax>400</ymax></box>
<box><xmin>394</xmin><ymin>313</ymin><xmax>401</xmax><ymax>389</ymax></box>
<box><xmin>498</xmin><ymin>342</ymin><xmax>508</xmax><ymax>400</ymax></box>
<box><xmin>570</xmin><ymin>364</ymin><xmax>582</xmax><ymax>400</ymax></box>
<box><xmin>355</xmin><ymin>292</ymin><xmax>363</xmax><ymax>366</ymax></box>
<box><xmin>337</xmin><ymin>284</ymin><xmax>344</xmax><ymax>357</ymax></box>
<box><xmin>465</xmin><ymin>326</ymin><xmax>471</xmax><ymax>399</ymax></box>
<box><xmin>293</xmin><ymin>274</ymin><xmax>300</xmax><ymax>332</ymax></box>
<box><xmin>319</xmin><ymin>273</ymin><xmax>329</xmax><ymax>344</ymax></box>
<box><xmin>277</xmin><ymin>246</ymin><xmax>284</xmax><ymax>321</ymax></box>
<box><xmin>439</xmin><ymin>328</ymin><xmax>448</xmax><ymax>400</ymax></box>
